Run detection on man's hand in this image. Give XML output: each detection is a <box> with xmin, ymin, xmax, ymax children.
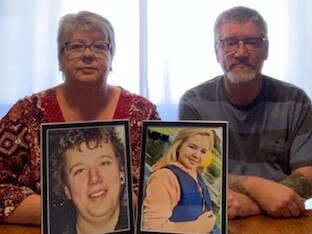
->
<box><xmin>244</xmin><ymin>177</ymin><xmax>305</xmax><ymax>217</ymax></box>
<box><xmin>229</xmin><ymin>174</ymin><xmax>306</xmax><ymax>218</ymax></box>
<box><xmin>228</xmin><ymin>189</ymin><xmax>261</xmax><ymax>219</ymax></box>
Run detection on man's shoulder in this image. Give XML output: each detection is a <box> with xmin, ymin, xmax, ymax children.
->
<box><xmin>186</xmin><ymin>76</ymin><xmax>221</xmax><ymax>91</ymax></box>
<box><xmin>263</xmin><ymin>76</ymin><xmax>310</xmax><ymax>102</ymax></box>
<box><xmin>265</xmin><ymin>75</ymin><xmax>304</xmax><ymax>92</ymax></box>
<box><xmin>181</xmin><ymin>76</ymin><xmax>222</xmax><ymax>98</ymax></box>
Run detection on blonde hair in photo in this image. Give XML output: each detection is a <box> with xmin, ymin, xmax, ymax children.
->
<box><xmin>150</xmin><ymin>128</ymin><xmax>214</xmax><ymax>173</ymax></box>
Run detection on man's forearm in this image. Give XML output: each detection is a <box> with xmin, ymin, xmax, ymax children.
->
<box><xmin>279</xmin><ymin>172</ymin><xmax>312</xmax><ymax>199</ymax></box>
<box><xmin>228</xmin><ymin>174</ymin><xmax>250</xmax><ymax>196</ymax></box>
<box><xmin>229</xmin><ymin>169</ymin><xmax>312</xmax><ymax>200</ymax></box>
<box><xmin>228</xmin><ymin>172</ymin><xmax>308</xmax><ymax>218</ymax></box>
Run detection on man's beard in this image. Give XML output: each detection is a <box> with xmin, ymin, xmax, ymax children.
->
<box><xmin>226</xmin><ymin>65</ymin><xmax>256</xmax><ymax>84</ymax></box>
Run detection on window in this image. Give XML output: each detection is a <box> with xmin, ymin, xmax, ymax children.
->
<box><xmin>146</xmin><ymin>0</ymin><xmax>312</xmax><ymax>119</ymax></box>
<box><xmin>0</xmin><ymin>0</ymin><xmax>311</xmax><ymax>208</ymax></box>
<box><xmin>1</xmin><ymin>0</ymin><xmax>312</xmax><ymax>120</ymax></box>
<box><xmin>0</xmin><ymin>0</ymin><xmax>140</xmax><ymax>116</ymax></box>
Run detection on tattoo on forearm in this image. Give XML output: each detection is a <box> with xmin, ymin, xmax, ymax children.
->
<box><xmin>228</xmin><ymin>174</ymin><xmax>250</xmax><ymax>196</ymax></box>
<box><xmin>279</xmin><ymin>173</ymin><xmax>312</xmax><ymax>199</ymax></box>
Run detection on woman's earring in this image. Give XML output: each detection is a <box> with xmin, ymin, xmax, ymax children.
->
<box><xmin>120</xmin><ymin>176</ymin><xmax>125</xmax><ymax>184</ymax></box>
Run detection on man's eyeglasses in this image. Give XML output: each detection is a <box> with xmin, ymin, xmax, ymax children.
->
<box><xmin>216</xmin><ymin>37</ymin><xmax>266</xmax><ymax>52</ymax></box>
<box><xmin>63</xmin><ymin>41</ymin><xmax>112</xmax><ymax>57</ymax></box>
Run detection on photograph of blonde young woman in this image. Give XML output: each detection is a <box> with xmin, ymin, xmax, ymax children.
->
<box><xmin>137</xmin><ymin>121</ymin><xmax>227</xmax><ymax>234</ymax></box>
<box><xmin>41</xmin><ymin>121</ymin><xmax>133</xmax><ymax>234</ymax></box>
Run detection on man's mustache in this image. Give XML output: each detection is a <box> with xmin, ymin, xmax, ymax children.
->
<box><xmin>229</xmin><ymin>62</ymin><xmax>254</xmax><ymax>70</ymax></box>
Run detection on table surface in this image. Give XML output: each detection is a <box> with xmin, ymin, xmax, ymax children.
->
<box><xmin>1</xmin><ymin>210</ymin><xmax>312</xmax><ymax>234</ymax></box>
<box><xmin>228</xmin><ymin>210</ymin><xmax>312</xmax><ymax>234</ymax></box>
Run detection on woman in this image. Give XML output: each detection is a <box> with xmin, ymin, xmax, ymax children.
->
<box><xmin>143</xmin><ymin>128</ymin><xmax>216</xmax><ymax>233</ymax></box>
<box><xmin>0</xmin><ymin>11</ymin><xmax>160</xmax><ymax>225</ymax></box>
<box><xmin>50</xmin><ymin>127</ymin><xmax>129</xmax><ymax>234</ymax></box>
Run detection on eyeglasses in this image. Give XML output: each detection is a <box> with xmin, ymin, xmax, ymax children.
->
<box><xmin>63</xmin><ymin>41</ymin><xmax>112</xmax><ymax>57</ymax></box>
<box><xmin>216</xmin><ymin>37</ymin><xmax>266</xmax><ymax>52</ymax></box>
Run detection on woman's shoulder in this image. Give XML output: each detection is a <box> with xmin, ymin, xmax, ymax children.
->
<box><xmin>149</xmin><ymin>166</ymin><xmax>179</xmax><ymax>185</ymax></box>
<box><xmin>14</xmin><ymin>86</ymin><xmax>57</xmax><ymax>107</ymax></box>
<box><xmin>1</xmin><ymin>86</ymin><xmax>59</xmax><ymax>124</ymax></box>
<box><xmin>119</xmin><ymin>87</ymin><xmax>155</xmax><ymax>105</ymax></box>
<box><xmin>151</xmin><ymin>164</ymin><xmax>180</xmax><ymax>179</ymax></box>
<box><xmin>116</xmin><ymin>87</ymin><xmax>161</xmax><ymax>120</ymax></box>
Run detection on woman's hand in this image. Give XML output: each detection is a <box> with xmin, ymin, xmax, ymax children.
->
<box><xmin>195</xmin><ymin>210</ymin><xmax>216</xmax><ymax>232</ymax></box>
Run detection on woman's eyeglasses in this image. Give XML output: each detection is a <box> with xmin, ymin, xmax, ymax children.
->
<box><xmin>63</xmin><ymin>41</ymin><xmax>112</xmax><ymax>57</ymax></box>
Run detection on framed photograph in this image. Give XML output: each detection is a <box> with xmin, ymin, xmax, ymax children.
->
<box><xmin>137</xmin><ymin>121</ymin><xmax>228</xmax><ymax>234</ymax></box>
<box><xmin>41</xmin><ymin>120</ymin><xmax>134</xmax><ymax>234</ymax></box>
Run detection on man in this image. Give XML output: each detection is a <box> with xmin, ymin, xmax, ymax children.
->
<box><xmin>178</xmin><ymin>6</ymin><xmax>312</xmax><ymax>219</ymax></box>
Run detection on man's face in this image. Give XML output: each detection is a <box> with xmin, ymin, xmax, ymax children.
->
<box><xmin>215</xmin><ymin>20</ymin><xmax>268</xmax><ymax>84</ymax></box>
<box><xmin>64</xmin><ymin>140</ymin><xmax>124</xmax><ymax>221</ymax></box>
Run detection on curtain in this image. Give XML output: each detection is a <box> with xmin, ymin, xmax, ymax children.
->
<box><xmin>1</xmin><ymin>0</ymin><xmax>312</xmax><ymax>120</ymax></box>
<box><xmin>0</xmin><ymin>0</ymin><xmax>140</xmax><ymax>117</ymax></box>
<box><xmin>0</xmin><ymin>0</ymin><xmax>311</xmax><ymax>209</ymax></box>
<box><xmin>0</xmin><ymin>0</ymin><xmax>61</xmax><ymax>103</ymax></box>
<box><xmin>146</xmin><ymin>0</ymin><xmax>312</xmax><ymax>120</ymax></box>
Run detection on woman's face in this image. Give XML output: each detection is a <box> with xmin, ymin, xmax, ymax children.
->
<box><xmin>177</xmin><ymin>134</ymin><xmax>210</xmax><ymax>171</ymax></box>
<box><xmin>64</xmin><ymin>140</ymin><xmax>124</xmax><ymax>220</ymax></box>
<box><xmin>59</xmin><ymin>28</ymin><xmax>113</xmax><ymax>86</ymax></box>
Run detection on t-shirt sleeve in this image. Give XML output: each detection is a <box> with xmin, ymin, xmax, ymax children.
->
<box><xmin>178</xmin><ymin>91</ymin><xmax>201</xmax><ymax>120</ymax></box>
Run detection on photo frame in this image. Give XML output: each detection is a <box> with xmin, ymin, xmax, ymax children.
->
<box><xmin>41</xmin><ymin>120</ymin><xmax>134</xmax><ymax>234</ymax></box>
<box><xmin>137</xmin><ymin>121</ymin><xmax>228</xmax><ymax>234</ymax></box>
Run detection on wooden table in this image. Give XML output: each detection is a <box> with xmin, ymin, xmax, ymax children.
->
<box><xmin>228</xmin><ymin>210</ymin><xmax>312</xmax><ymax>234</ymax></box>
<box><xmin>0</xmin><ymin>224</ymin><xmax>40</xmax><ymax>234</ymax></box>
<box><xmin>1</xmin><ymin>210</ymin><xmax>312</xmax><ymax>234</ymax></box>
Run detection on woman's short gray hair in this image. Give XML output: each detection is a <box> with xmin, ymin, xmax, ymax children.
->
<box><xmin>57</xmin><ymin>11</ymin><xmax>116</xmax><ymax>61</ymax></box>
